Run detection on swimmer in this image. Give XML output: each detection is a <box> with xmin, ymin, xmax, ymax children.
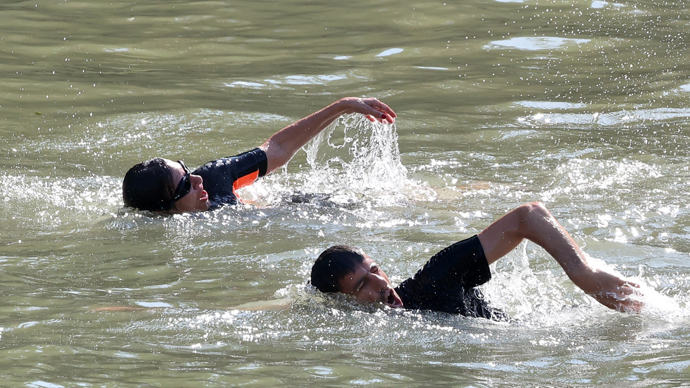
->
<box><xmin>122</xmin><ymin>97</ymin><xmax>396</xmax><ymax>213</ymax></box>
<box><xmin>311</xmin><ymin>202</ymin><xmax>643</xmax><ymax>319</ymax></box>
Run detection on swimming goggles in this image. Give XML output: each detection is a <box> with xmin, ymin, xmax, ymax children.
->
<box><xmin>171</xmin><ymin>160</ymin><xmax>192</xmax><ymax>203</ymax></box>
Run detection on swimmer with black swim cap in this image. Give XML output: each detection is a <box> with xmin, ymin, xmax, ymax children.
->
<box><xmin>122</xmin><ymin>97</ymin><xmax>396</xmax><ymax>213</ymax></box>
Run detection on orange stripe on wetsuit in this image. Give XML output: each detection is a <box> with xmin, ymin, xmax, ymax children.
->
<box><xmin>192</xmin><ymin>148</ymin><xmax>268</xmax><ymax>209</ymax></box>
<box><xmin>232</xmin><ymin>170</ymin><xmax>260</xmax><ymax>203</ymax></box>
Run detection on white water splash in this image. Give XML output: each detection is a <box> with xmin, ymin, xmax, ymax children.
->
<box><xmin>242</xmin><ymin>114</ymin><xmax>435</xmax><ymax>207</ymax></box>
<box><xmin>302</xmin><ymin>114</ymin><xmax>433</xmax><ymax>204</ymax></box>
<box><xmin>305</xmin><ymin>114</ymin><xmax>406</xmax><ymax>187</ymax></box>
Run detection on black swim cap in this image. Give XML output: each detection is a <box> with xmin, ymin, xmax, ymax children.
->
<box><xmin>122</xmin><ymin>157</ymin><xmax>175</xmax><ymax>211</ymax></box>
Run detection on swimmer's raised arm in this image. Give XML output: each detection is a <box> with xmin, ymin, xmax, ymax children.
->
<box><xmin>260</xmin><ymin>97</ymin><xmax>397</xmax><ymax>174</ymax></box>
<box><xmin>477</xmin><ymin>202</ymin><xmax>643</xmax><ymax>313</ymax></box>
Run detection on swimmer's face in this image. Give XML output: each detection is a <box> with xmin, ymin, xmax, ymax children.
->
<box><xmin>165</xmin><ymin>159</ymin><xmax>210</xmax><ymax>213</ymax></box>
<box><xmin>338</xmin><ymin>254</ymin><xmax>404</xmax><ymax>309</ymax></box>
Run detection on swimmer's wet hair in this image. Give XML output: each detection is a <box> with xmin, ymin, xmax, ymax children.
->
<box><xmin>310</xmin><ymin>245</ymin><xmax>365</xmax><ymax>293</ymax></box>
<box><xmin>122</xmin><ymin>158</ymin><xmax>175</xmax><ymax>211</ymax></box>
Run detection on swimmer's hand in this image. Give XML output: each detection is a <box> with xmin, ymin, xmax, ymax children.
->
<box><xmin>344</xmin><ymin>97</ymin><xmax>397</xmax><ymax>124</ymax></box>
<box><xmin>572</xmin><ymin>268</ymin><xmax>643</xmax><ymax>313</ymax></box>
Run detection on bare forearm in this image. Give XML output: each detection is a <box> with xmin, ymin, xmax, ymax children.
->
<box><xmin>259</xmin><ymin>97</ymin><xmax>396</xmax><ymax>174</ymax></box>
<box><xmin>478</xmin><ymin>203</ymin><xmax>642</xmax><ymax>312</ymax></box>
<box><xmin>261</xmin><ymin>99</ymin><xmax>350</xmax><ymax>173</ymax></box>
<box><xmin>480</xmin><ymin>203</ymin><xmax>591</xmax><ymax>278</ymax></box>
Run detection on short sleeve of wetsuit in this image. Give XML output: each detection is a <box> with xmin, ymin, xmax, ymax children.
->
<box><xmin>192</xmin><ymin>148</ymin><xmax>268</xmax><ymax>208</ymax></box>
<box><xmin>395</xmin><ymin>235</ymin><xmax>505</xmax><ymax>319</ymax></box>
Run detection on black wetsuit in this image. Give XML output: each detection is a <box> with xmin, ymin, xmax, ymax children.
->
<box><xmin>192</xmin><ymin>148</ymin><xmax>268</xmax><ymax>210</ymax></box>
<box><xmin>394</xmin><ymin>235</ymin><xmax>507</xmax><ymax>320</ymax></box>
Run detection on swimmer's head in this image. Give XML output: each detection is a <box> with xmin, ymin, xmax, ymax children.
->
<box><xmin>122</xmin><ymin>157</ymin><xmax>177</xmax><ymax>212</ymax></box>
<box><xmin>311</xmin><ymin>245</ymin><xmax>365</xmax><ymax>293</ymax></box>
<box><xmin>123</xmin><ymin>158</ymin><xmax>210</xmax><ymax>213</ymax></box>
<box><xmin>311</xmin><ymin>246</ymin><xmax>404</xmax><ymax>308</ymax></box>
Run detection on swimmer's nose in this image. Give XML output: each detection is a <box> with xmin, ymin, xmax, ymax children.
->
<box><xmin>370</xmin><ymin>273</ymin><xmax>388</xmax><ymax>290</ymax></box>
<box><xmin>190</xmin><ymin>174</ymin><xmax>203</xmax><ymax>188</ymax></box>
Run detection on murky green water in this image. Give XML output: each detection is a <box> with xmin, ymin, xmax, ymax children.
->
<box><xmin>2</xmin><ymin>0</ymin><xmax>690</xmax><ymax>386</ymax></box>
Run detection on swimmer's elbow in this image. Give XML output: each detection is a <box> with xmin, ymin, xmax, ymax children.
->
<box><xmin>262</xmin><ymin>138</ymin><xmax>296</xmax><ymax>174</ymax></box>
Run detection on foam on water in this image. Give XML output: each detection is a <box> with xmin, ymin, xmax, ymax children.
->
<box><xmin>0</xmin><ymin>173</ymin><xmax>120</xmax><ymax>232</ymax></box>
<box><xmin>517</xmin><ymin>107</ymin><xmax>690</xmax><ymax>129</ymax></box>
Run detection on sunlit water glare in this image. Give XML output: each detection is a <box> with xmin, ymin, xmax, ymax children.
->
<box><xmin>4</xmin><ymin>0</ymin><xmax>690</xmax><ymax>385</ymax></box>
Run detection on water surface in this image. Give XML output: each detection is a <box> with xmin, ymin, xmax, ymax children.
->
<box><xmin>2</xmin><ymin>0</ymin><xmax>690</xmax><ymax>386</ymax></box>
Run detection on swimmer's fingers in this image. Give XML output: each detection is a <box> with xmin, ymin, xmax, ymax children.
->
<box><xmin>364</xmin><ymin>114</ymin><xmax>393</xmax><ymax>124</ymax></box>
<box><xmin>362</xmin><ymin>97</ymin><xmax>397</xmax><ymax>118</ymax></box>
<box><xmin>610</xmin><ymin>280</ymin><xmax>639</xmax><ymax>295</ymax></box>
<box><xmin>354</xmin><ymin>97</ymin><xmax>396</xmax><ymax>124</ymax></box>
<box><xmin>626</xmin><ymin>280</ymin><xmax>641</xmax><ymax>288</ymax></box>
